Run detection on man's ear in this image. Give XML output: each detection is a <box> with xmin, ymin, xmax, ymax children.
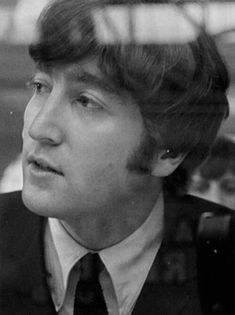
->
<box><xmin>151</xmin><ymin>150</ymin><xmax>186</xmax><ymax>177</ymax></box>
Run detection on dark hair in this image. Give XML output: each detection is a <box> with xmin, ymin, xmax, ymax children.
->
<box><xmin>195</xmin><ymin>136</ymin><xmax>235</xmax><ymax>180</ymax></box>
<box><xmin>29</xmin><ymin>0</ymin><xmax>230</xmax><ymax>194</ymax></box>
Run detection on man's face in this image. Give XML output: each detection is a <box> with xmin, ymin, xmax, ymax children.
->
<box><xmin>22</xmin><ymin>59</ymin><xmax>148</xmax><ymax>220</ymax></box>
<box><xmin>188</xmin><ymin>171</ymin><xmax>235</xmax><ymax>210</ymax></box>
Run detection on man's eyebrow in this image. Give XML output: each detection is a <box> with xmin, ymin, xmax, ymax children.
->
<box><xmin>64</xmin><ymin>66</ymin><xmax>118</xmax><ymax>95</ymax></box>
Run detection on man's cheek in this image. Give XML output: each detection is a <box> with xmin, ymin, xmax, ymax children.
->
<box><xmin>70</xmin><ymin>160</ymin><xmax>122</xmax><ymax>200</ymax></box>
<box><xmin>81</xmin><ymin>161</ymin><xmax>118</xmax><ymax>186</ymax></box>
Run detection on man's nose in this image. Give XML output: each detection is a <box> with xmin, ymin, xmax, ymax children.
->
<box><xmin>205</xmin><ymin>182</ymin><xmax>222</xmax><ymax>205</ymax></box>
<box><xmin>28</xmin><ymin>94</ymin><xmax>64</xmax><ymax>145</ymax></box>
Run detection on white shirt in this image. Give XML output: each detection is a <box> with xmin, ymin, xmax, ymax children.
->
<box><xmin>44</xmin><ymin>193</ymin><xmax>164</xmax><ymax>315</ymax></box>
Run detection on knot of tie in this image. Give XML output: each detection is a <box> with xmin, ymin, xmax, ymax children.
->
<box><xmin>73</xmin><ymin>253</ymin><xmax>108</xmax><ymax>315</ymax></box>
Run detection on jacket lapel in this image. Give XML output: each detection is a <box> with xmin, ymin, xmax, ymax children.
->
<box><xmin>132</xmin><ymin>193</ymin><xmax>201</xmax><ymax>315</ymax></box>
<box><xmin>131</xmin><ymin>247</ymin><xmax>191</xmax><ymax>315</ymax></box>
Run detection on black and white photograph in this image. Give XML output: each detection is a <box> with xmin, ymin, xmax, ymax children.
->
<box><xmin>0</xmin><ymin>1</ymin><xmax>235</xmax><ymax>314</ymax></box>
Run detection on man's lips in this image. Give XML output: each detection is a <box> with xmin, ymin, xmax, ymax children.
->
<box><xmin>28</xmin><ymin>155</ymin><xmax>63</xmax><ymax>175</ymax></box>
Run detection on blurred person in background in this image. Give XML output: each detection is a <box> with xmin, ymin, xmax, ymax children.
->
<box><xmin>0</xmin><ymin>1</ymin><xmax>233</xmax><ymax>315</ymax></box>
<box><xmin>188</xmin><ymin>136</ymin><xmax>235</xmax><ymax>210</ymax></box>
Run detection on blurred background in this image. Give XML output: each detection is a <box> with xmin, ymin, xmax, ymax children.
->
<box><xmin>0</xmin><ymin>0</ymin><xmax>235</xmax><ymax>192</ymax></box>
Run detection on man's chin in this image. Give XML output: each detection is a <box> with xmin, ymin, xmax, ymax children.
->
<box><xmin>21</xmin><ymin>187</ymin><xmax>57</xmax><ymax>218</ymax></box>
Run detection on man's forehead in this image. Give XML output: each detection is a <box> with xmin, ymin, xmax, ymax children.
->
<box><xmin>63</xmin><ymin>59</ymin><xmax>103</xmax><ymax>81</ymax></box>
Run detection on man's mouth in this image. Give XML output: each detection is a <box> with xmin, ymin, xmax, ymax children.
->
<box><xmin>28</xmin><ymin>156</ymin><xmax>63</xmax><ymax>175</ymax></box>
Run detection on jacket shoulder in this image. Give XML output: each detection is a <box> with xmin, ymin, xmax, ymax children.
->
<box><xmin>0</xmin><ymin>190</ymin><xmax>38</xmax><ymax>219</ymax></box>
<box><xmin>0</xmin><ymin>190</ymin><xmax>24</xmax><ymax>211</ymax></box>
<box><xmin>0</xmin><ymin>191</ymin><xmax>43</xmax><ymax>256</ymax></box>
<box><xmin>165</xmin><ymin>193</ymin><xmax>233</xmax><ymax>220</ymax></box>
<box><xmin>163</xmin><ymin>193</ymin><xmax>233</xmax><ymax>246</ymax></box>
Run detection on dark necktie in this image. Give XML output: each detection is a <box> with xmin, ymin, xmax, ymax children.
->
<box><xmin>73</xmin><ymin>253</ymin><xmax>108</xmax><ymax>315</ymax></box>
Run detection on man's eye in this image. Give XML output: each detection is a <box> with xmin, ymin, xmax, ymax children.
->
<box><xmin>73</xmin><ymin>94</ymin><xmax>102</xmax><ymax>109</ymax></box>
<box><xmin>220</xmin><ymin>180</ymin><xmax>235</xmax><ymax>195</ymax></box>
<box><xmin>27</xmin><ymin>80</ymin><xmax>49</xmax><ymax>95</ymax></box>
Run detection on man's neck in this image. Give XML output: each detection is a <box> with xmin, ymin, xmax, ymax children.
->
<box><xmin>60</xmin><ymin>180</ymin><xmax>162</xmax><ymax>250</ymax></box>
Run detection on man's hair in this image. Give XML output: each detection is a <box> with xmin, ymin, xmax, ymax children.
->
<box><xmin>29</xmin><ymin>0</ymin><xmax>230</xmax><ymax>194</ymax></box>
<box><xmin>195</xmin><ymin>136</ymin><xmax>235</xmax><ymax>180</ymax></box>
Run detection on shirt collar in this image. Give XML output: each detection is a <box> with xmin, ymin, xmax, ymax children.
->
<box><xmin>100</xmin><ymin>192</ymin><xmax>163</xmax><ymax>314</ymax></box>
<box><xmin>47</xmin><ymin>192</ymin><xmax>164</xmax><ymax>313</ymax></box>
<box><xmin>48</xmin><ymin>217</ymin><xmax>88</xmax><ymax>290</ymax></box>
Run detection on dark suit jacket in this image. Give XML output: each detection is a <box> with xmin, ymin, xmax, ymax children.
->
<box><xmin>0</xmin><ymin>191</ymin><xmax>232</xmax><ymax>315</ymax></box>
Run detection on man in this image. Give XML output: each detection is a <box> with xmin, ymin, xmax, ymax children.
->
<box><xmin>188</xmin><ymin>136</ymin><xmax>235</xmax><ymax>210</ymax></box>
<box><xmin>0</xmin><ymin>0</ymin><xmax>232</xmax><ymax>314</ymax></box>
